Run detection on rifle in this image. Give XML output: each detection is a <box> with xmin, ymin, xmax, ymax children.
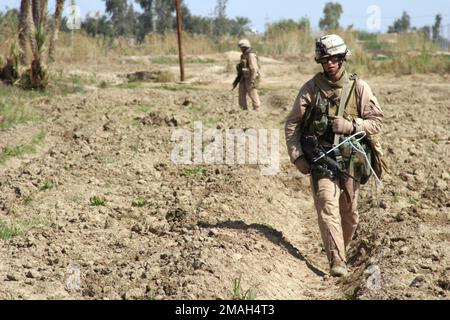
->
<box><xmin>232</xmin><ymin>64</ymin><xmax>243</xmax><ymax>90</ymax></box>
<box><xmin>300</xmin><ymin>135</ymin><xmax>359</xmax><ymax>182</ymax></box>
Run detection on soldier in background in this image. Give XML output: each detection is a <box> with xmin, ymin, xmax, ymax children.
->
<box><xmin>234</xmin><ymin>39</ymin><xmax>261</xmax><ymax>111</ymax></box>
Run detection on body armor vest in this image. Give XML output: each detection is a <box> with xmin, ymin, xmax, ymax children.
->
<box><xmin>239</xmin><ymin>49</ymin><xmax>260</xmax><ymax>79</ymax></box>
<box><xmin>301</xmin><ymin>73</ymin><xmax>372</xmax><ymax>184</ymax></box>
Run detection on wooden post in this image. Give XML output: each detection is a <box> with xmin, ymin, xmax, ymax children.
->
<box><xmin>175</xmin><ymin>0</ymin><xmax>185</xmax><ymax>82</ymax></box>
<box><xmin>448</xmin><ymin>24</ymin><xmax>450</xmax><ymax>51</ymax></box>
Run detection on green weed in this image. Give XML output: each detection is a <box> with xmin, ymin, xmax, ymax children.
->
<box><xmin>0</xmin><ymin>87</ymin><xmax>41</xmax><ymax>130</ymax></box>
<box><xmin>132</xmin><ymin>197</ymin><xmax>147</xmax><ymax>208</ymax></box>
<box><xmin>40</xmin><ymin>180</ymin><xmax>54</xmax><ymax>191</ymax></box>
<box><xmin>344</xmin><ymin>286</ymin><xmax>361</xmax><ymax>300</ymax></box>
<box><xmin>180</xmin><ymin>166</ymin><xmax>207</xmax><ymax>176</ymax></box>
<box><xmin>0</xmin><ymin>221</ymin><xmax>22</xmax><ymax>240</ymax></box>
<box><xmin>0</xmin><ymin>217</ymin><xmax>49</xmax><ymax>240</ymax></box>
<box><xmin>258</xmin><ymin>88</ymin><xmax>267</xmax><ymax>96</ymax></box>
<box><xmin>23</xmin><ymin>196</ymin><xmax>33</xmax><ymax>205</ymax></box>
<box><xmin>130</xmin><ymin>144</ymin><xmax>140</xmax><ymax>152</ymax></box>
<box><xmin>89</xmin><ymin>196</ymin><xmax>107</xmax><ymax>206</ymax></box>
<box><xmin>23</xmin><ymin>196</ymin><xmax>33</xmax><ymax>206</ymax></box>
<box><xmin>0</xmin><ymin>131</ymin><xmax>46</xmax><ymax>164</ymax></box>
<box><xmin>230</xmin><ymin>276</ymin><xmax>257</xmax><ymax>300</ymax></box>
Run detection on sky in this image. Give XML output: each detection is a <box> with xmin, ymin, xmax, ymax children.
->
<box><xmin>1</xmin><ymin>0</ymin><xmax>449</xmax><ymax>35</ymax></box>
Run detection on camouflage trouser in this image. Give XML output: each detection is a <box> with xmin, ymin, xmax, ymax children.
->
<box><xmin>310</xmin><ymin>177</ymin><xmax>360</xmax><ymax>265</ymax></box>
<box><xmin>239</xmin><ymin>78</ymin><xmax>261</xmax><ymax>110</ymax></box>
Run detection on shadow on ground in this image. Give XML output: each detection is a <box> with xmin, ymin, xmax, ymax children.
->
<box><xmin>199</xmin><ymin>220</ymin><xmax>327</xmax><ymax>277</ymax></box>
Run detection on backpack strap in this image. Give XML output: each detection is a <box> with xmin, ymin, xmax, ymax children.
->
<box><xmin>334</xmin><ymin>71</ymin><xmax>355</xmax><ymax>145</ymax></box>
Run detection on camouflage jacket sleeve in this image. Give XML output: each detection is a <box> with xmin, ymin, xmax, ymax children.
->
<box><xmin>248</xmin><ymin>53</ymin><xmax>259</xmax><ymax>83</ymax></box>
<box><xmin>284</xmin><ymin>79</ymin><xmax>315</xmax><ymax>163</ymax></box>
<box><xmin>354</xmin><ymin>79</ymin><xmax>384</xmax><ymax>135</ymax></box>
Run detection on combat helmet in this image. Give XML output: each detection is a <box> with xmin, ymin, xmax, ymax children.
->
<box><xmin>237</xmin><ymin>39</ymin><xmax>251</xmax><ymax>49</ymax></box>
<box><xmin>315</xmin><ymin>34</ymin><xmax>350</xmax><ymax>63</ymax></box>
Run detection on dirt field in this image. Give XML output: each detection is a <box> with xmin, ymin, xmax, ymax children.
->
<box><xmin>0</xmin><ymin>52</ymin><xmax>448</xmax><ymax>300</ymax></box>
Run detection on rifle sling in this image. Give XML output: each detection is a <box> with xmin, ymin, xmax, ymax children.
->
<box><xmin>333</xmin><ymin>71</ymin><xmax>353</xmax><ymax>146</ymax></box>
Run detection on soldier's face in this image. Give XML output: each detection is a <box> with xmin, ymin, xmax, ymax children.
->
<box><xmin>322</xmin><ymin>58</ymin><xmax>342</xmax><ymax>77</ymax></box>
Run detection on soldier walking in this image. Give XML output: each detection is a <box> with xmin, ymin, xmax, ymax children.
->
<box><xmin>234</xmin><ymin>39</ymin><xmax>261</xmax><ymax>111</ymax></box>
<box><xmin>285</xmin><ymin>34</ymin><xmax>385</xmax><ymax>277</ymax></box>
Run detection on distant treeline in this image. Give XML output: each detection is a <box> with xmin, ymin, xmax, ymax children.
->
<box><xmin>75</xmin><ymin>0</ymin><xmax>253</xmax><ymax>41</ymax></box>
<box><xmin>0</xmin><ymin>1</ymin><xmax>446</xmax><ymax>46</ymax></box>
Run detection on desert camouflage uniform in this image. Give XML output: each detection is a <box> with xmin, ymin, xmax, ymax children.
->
<box><xmin>238</xmin><ymin>48</ymin><xmax>261</xmax><ymax>110</ymax></box>
<box><xmin>285</xmin><ymin>71</ymin><xmax>383</xmax><ymax>266</ymax></box>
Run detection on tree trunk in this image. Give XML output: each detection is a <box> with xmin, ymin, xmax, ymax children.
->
<box><xmin>18</xmin><ymin>0</ymin><xmax>31</xmax><ymax>64</ymax></box>
<box><xmin>32</xmin><ymin>0</ymin><xmax>49</xmax><ymax>33</ymax></box>
<box><xmin>38</xmin><ymin>0</ymin><xmax>48</xmax><ymax>64</ymax></box>
<box><xmin>39</xmin><ymin>0</ymin><xmax>48</xmax><ymax>30</ymax></box>
<box><xmin>48</xmin><ymin>0</ymin><xmax>65</xmax><ymax>63</ymax></box>
<box><xmin>32</xmin><ymin>0</ymin><xmax>41</xmax><ymax>27</ymax></box>
<box><xmin>27</xmin><ymin>0</ymin><xmax>38</xmax><ymax>56</ymax></box>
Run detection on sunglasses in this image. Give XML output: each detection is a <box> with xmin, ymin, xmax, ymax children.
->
<box><xmin>317</xmin><ymin>56</ymin><xmax>342</xmax><ymax>64</ymax></box>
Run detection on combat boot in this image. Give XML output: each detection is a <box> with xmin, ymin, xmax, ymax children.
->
<box><xmin>330</xmin><ymin>251</ymin><xmax>348</xmax><ymax>277</ymax></box>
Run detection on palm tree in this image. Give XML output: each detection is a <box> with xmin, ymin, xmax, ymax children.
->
<box><xmin>26</xmin><ymin>0</ymin><xmax>38</xmax><ymax>56</ymax></box>
<box><xmin>18</xmin><ymin>0</ymin><xmax>31</xmax><ymax>63</ymax></box>
<box><xmin>14</xmin><ymin>0</ymin><xmax>50</xmax><ymax>89</ymax></box>
<box><xmin>21</xmin><ymin>22</ymin><xmax>48</xmax><ymax>90</ymax></box>
<box><xmin>39</xmin><ymin>0</ymin><xmax>49</xmax><ymax>31</ymax></box>
<box><xmin>49</xmin><ymin>0</ymin><xmax>65</xmax><ymax>63</ymax></box>
<box><xmin>31</xmin><ymin>0</ymin><xmax>49</xmax><ymax>31</ymax></box>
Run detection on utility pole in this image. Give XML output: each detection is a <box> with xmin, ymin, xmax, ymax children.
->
<box><xmin>175</xmin><ymin>0</ymin><xmax>185</xmax><ymax>82</ymax></box>
<box><xmin>448</xmin><ymin>24</ymin><xmax>450</xmax><ymax>51</ymax></box>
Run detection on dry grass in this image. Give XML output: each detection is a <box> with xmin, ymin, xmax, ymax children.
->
<box><xmin>144</xmin><ymin>33</ymin><xmax>217</xmax><ymax>55</ymax></box>
<box><xmin>155</xmin><ymin>70</ymin><xmax>176</xmax><ymax>83</ymax></box>
<box><xmin>52</xmin><ymin>30</ymin><xmax>313</xmax><ymax>63</ymax></box>
<box><xmin>367</xmin><ymin>52</ymin><xmax>450</xmax><ymax>75</ymax></box>
<box><xmin>1</xmin><ymin>28</ymin><xmax>448</xmax><ymax>76</ymax></box>
<box><xmin>56</xmin><ymin>32</ymin><xmax>108</xmax><ymax>64</ymax></box>
<box><xmin>259</xmin><ymin>29</ymin><xmax>313</xmax><ymax>56</ymax></box>
<box><xmin>326</xmin><ymin>30</ymin><xmax>450</xmax><ymax>75</ymax></box>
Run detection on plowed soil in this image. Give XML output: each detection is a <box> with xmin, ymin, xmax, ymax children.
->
<box><xmin>0</xmin><ymin>52</ymin><xmax>448</xmax><ymax>300</ymax></box>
